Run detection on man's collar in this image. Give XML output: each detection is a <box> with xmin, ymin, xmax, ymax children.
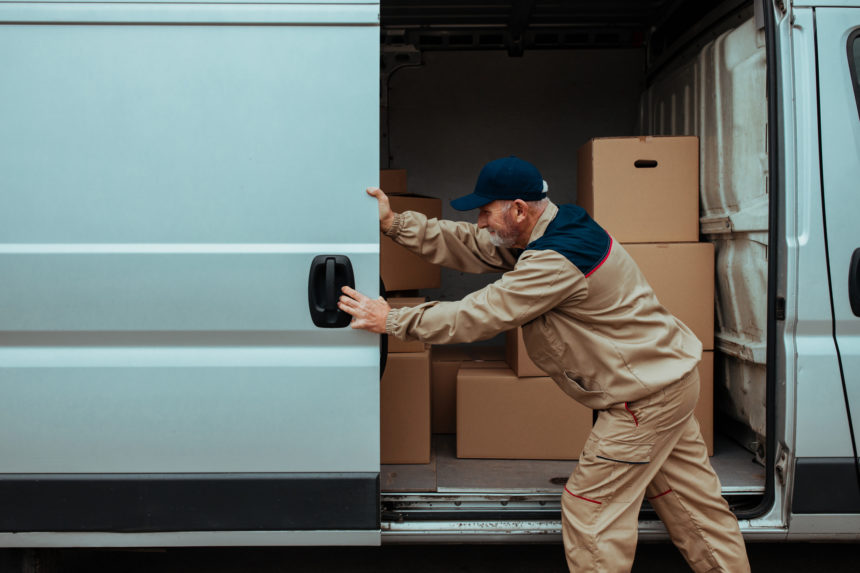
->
<box><xmin>525</xmin><ymin>201</ymin><xmax>558</xmax><ymax>246</ymax></box>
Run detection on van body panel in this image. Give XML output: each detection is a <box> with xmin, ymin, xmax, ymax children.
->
<box><xmin>0</xmin><ymin>3</ymin><xmax>378</xmax><ymax>24</ymax></box>
<box><xmin>791</xmin><ymin>458</ymin><xmax>860</xmax><ymax>513</ymax></box>
<box><xmin>794</xmin><ymin>0</ymin><xmax>859</xmax><ymax>7</ymax></box>
<box><xmin>786</xmin><ymin>7</ymin><xmax>857</xmax><ymax>459</ymax></box>
<box><xmin>0</xmin><ymin>359</ymin><xmax>379</xmax><ymax>473</ymax></box>
<box><xmin>787</xmin><ymin>514</ymin><xmax>860</xmax><ymax>539</ymax></box>
<box><xmin>0</xmin><ymin>0</ymin><xmax>381</xmax><ymax>542</ymax></box>
<box><xmin>814</xmin><ymin>7</ymin><xmax>860</xmax><ymax>459</ymax></box>
<box><xmin>0</xmin><ymin>473</ymin><xmax>380</xmax><ymax>531</ymax></box>
<box><xmin>0</xmin><ymin>26</ymin><xmax>377</xmax><ymax>244</ymax></box>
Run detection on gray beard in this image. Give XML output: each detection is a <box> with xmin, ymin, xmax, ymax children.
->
<box><xmin>489</xmin><ymin>231</ymin><xmax>517</xmax><ymax>248</ymax></box>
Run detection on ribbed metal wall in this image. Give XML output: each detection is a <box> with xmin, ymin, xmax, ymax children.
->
<box><xmin>640</xmin><ymin>16</ymin><xmax>769</xmax><ymax>448</ymax></box>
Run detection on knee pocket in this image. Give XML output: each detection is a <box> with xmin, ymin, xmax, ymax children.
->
<box><xmin>567</xmin><ymin>435</ymin><xmax>654</xmax><ymax>503</ymax></box>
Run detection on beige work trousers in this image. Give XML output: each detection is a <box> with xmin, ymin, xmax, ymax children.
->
<box><xmin>561</xmin><ymin>370</ymin><xmax>750</xmax><ymax>572</ymax></box>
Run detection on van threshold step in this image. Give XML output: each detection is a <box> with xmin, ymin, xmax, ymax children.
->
<box><xmin>381</xmin><ymin>489</ymin><xmax>764</xmax><ymax>524</ymax></box>
<box><xmin>382</xmin><ymin>434</ymin><xmax>765</xmax><ymax>496</ymax></box>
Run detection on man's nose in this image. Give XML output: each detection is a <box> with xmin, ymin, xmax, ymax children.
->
<box><xmin>477</xmin><ymin>214</ymin><xmax>487</xmax><ymax>228</ymax></box>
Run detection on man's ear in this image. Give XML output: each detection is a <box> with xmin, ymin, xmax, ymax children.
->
<box><xmin>512</xmin><ymin>199</ymin><xmax>529</xmax><ymax>223</ymax></box>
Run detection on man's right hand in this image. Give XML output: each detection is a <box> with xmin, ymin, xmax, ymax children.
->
<box><xmin>367</xmin><ymin>187</ymin><xmax>395</xmax><ymax>233</ymax></box>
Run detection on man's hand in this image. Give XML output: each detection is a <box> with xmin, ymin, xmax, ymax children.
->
<box><xmin>338</xmin><ymin>286</ymin><xmax>390</xmax><ymax>334</ymax></box>
<box><xmin>367</xmin><ymin>187</ymin><xmax>395</xmax><ymax>233</ymax></box>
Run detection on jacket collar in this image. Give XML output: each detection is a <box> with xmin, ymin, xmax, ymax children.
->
<box><xmin>526</xmin><ymin>201</ymin><xmax>558</xmax><ymax>246</ymax></box>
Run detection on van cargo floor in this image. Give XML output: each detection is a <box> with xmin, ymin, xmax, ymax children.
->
<box><xmin>382</xmin><ymin>434</ymin><xmax>765</xmax><ymax>496</ymax></box>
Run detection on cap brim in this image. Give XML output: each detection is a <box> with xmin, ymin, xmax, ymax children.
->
<box><xmin>450</xmin><ymin>193</ymin><xmax>493</xmax><ymax>211</ymax></box>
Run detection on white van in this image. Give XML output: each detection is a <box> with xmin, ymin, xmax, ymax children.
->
<box><xmin>1</xmin><ymin>0</ymin><xmax>858</xmax><ymax>568</ymax></box>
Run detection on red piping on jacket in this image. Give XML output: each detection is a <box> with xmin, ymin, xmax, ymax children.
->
<box><xmin>584</xmin><ymin>237</ymin><xmax>613</xmax><ymax>278</ymax></box>
<box><xmin>647</xmin><ymin>489</ymin><xmax>673</xmax><ymax>500</ymax></box>
<box><xmin>564</xmin><ymin>486</ymin><xmax>602</xmax><ymax>505</ymax></box>
<box><xmin>624</xmin><ymin>402</ymin><xmax>639</xmax><ymax>426</ymax></box>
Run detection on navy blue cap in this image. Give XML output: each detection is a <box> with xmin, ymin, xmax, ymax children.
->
<box><xmin>450</xmin><ymin>156</ymin><xmax>545</xmax><ymax>211</ymax></box>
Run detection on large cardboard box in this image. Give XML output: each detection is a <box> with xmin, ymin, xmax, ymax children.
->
<box><xmin>387</xmin><ymin>297</ymin><xmax>429</xmax><ymax>353</ymax></box>
<box><xmin>623</xmin><ymin>242</ymin><xmax>715</xmax><ymax>350</ymax></box>
<box><xmin>457</xmin><ymin>367</ymin><xmax>592</xmax><ymax>460</ymax></box>
<box><xmin>380</xmin><ymin>169</ymin><xmax>408</xmax><ymax>195</ymax></box>
<box><xmin>430</xmin><ymin>345</ymin><xmax>506</xmax><ymax>433</ymax></box>
<box><xmin>381</xmin><ymin>350</ymin><xmax>431</xmax><ymax>464</ymax></box>
<box><xmin>505</xmin><ymin>327</ymin><xmax>546</xmax><ymax>377</ymax></box>
<box><xmin>381</xmin><ymin>196</ymin><xmax>442</xmax><ymax>292</ymax></box>
<box><xmin>577</xmin><ymin>136</ymin><xmax>700</xmax><ymax>243</ymax></box>
<box><xmin>697</xmin><ymin>351</ymin><xmax>714</xmax><ymax>456</ymax></box>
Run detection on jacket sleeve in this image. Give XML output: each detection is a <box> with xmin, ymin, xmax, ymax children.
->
<box><xmin>385</xmin><ymin>210</ymin><xmax>518</xmax><ymax>273</ymax></box>
<box><xmin>385</xmin><ymin>249</ymin><xmax>588</xmax><ymax>344</ymax></box>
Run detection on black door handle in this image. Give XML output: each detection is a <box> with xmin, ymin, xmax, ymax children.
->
<box><xmin>325</xmin><ymin>257</ymin><xmax>336</xmax><ymax>312</ymax></box>
<box><xmin>308</xmin><ymin>255</ymin><xmax>354</xmax><ymax>327</ymax></box>
<box><xmin>850</xmin><ymin>248</ymin><xmax>860</xmax><ymax>317</ymax></box>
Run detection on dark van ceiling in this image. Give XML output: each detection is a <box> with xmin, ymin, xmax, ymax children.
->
<box><xmin>381</xmin><ymin>0</ymin><xmax>753</xmax><ymax>61</ymax></box>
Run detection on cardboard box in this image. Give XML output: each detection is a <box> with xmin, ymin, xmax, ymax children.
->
<box><xmin>380</xmin><ymin>169</ymin><xmax>408</xmax><ymax>195</ymax></box>
<box><xmin>430</xmin><ymin>345</ymin><xmax>506</xmax><ymax>433</ymax></box>
<box><xmin>381</xmin><ymin>196</ymin><xmax>442</xmax><ymax>292</ymax></box>
<box><xmin>622</xmin><ymin>242</ymin><xmax>715</xmax><ymax>350</ymax></box>
<box><xmin>505</xmin><ymin>327</ymin><xmax>546</xmax><ymax>377</ymax></box>
<box><xmin>577</xmin><ymin>136</ymin><xmax>700</xmax><ymax>243</ymax></box>
<box><xmin>387</xmin><ymin>297</ymin><xmax>429</xmax><ymax>353</ymax></box>
<box><xmin>457</xmin><ymin>367</ymin><xmax>593</xmax><ymax>460</ymax></box>
<box><xmin>697</xmin><ymin>351</ymin><xmax>714</xmax><ymax>456</ymax></box>
<box><xmin>381</xmin><ymin>350</ymin><xmax>431</xmax><ymax>464</ymax></box>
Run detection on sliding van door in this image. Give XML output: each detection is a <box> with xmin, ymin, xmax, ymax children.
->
<box><xmin>792</xmin><ymin>6</ymin><xmax>860</xmax><ymax>516</ymax></box>
<box><xmin>0</xmin><ymin>1</ymin><xmax>381</xmax><ymax>545</ymax></box>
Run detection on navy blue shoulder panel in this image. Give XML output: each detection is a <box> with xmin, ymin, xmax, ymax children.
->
<box><xmin>526</xmin><ymin>204</ymin><xmax>612</xmax><ymax>277</ymax></box>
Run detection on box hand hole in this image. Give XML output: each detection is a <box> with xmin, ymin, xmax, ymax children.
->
<box><xmin>634</xmin><ymin>159</ymin><xmax>658</xmax><ymax>168</ymax></box>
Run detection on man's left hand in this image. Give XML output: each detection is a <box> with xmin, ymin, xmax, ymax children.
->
<box><xmin>338</xmin><ymin>286</ymin><xmax>390</xmax><ymax>334</ymax></box>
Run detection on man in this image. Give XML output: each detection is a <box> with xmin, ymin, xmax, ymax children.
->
<box><xmin>339</xmin><ymin>156</ymin><xmax>750</xmax><ymax>572</ymax></box>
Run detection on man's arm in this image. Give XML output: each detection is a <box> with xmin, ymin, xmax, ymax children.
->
<box><xmin>384</xmin><ymin>249</ymin><xmax>587</xmax><ymax>344</ymax></box>
<box><xmin>369</xmin><ymin>187</ymin><xmax>518</xmax><ymax>274</ymax></box>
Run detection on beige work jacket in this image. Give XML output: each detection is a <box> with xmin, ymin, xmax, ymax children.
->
<box><xmin>384</xmin><ymin>201</ymin><xmax>702</xmax><ymax>410</ymax></box>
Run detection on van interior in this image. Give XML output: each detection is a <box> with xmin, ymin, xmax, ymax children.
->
<box><xmin>377</xmin><ymin>0</ymin><xmax>770</xmax><ymax>523</ymax></box>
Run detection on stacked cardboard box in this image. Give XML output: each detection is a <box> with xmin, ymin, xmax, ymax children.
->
<box><xmin>387</xmin><ymin>297</ymin><xmax>429</xmax><ymax>353</ymax></box>
<box><xmin>622</xmin><ymin>243</ymin><xmax>715</xmax><ymax>349</ymax></box>
<box><xmin>381</xmin><ymin>194</ymin><xmax>442</xmax><ymax>292</ymax></box>
<box><xmin>430</xmin><ymin>345</ymin><xmax>506</xmax><ymax>434</ymax></box>
<box><xmin>624</xmin><ymin>245</ymin><xmax>716</xmax><ymax>455</ymax></box>
<box><xmin>381</xmin><ymin>297</ymin><xmax>431</xmax><ymax>464</ymax></box>
<box><xmin>380</xmin><ymin>169</ymin><xmax>408</xmax><ymax>195</ymax></box>
<box><xmin>503</xmin><ymin>335</ymin><xmax>714</xmax><ymax>455</ymax></box>
<box><xmin>460</xmin><ymin>341</ymin><xmax>591</xmax><ymax>459</ymax></box>
<box><xmin>378</xmin><ymin>167</ymin><xmax>443</xmax><ymax>293</ymax></box>
<box><xmin>577</xmin><ymin>135</ymin><xmax>716</xmax><ymax>455</ymax></box>
<box><xmin>457</xmin><ymin>367</ymin><xmax>593</xmax><ymax>460</ymax></box>
<box><xmin>380</xmin><ymin>350</ymin><xmax>431</xmax><ymax>464</ymax></box>
<box><xmin>505</xmin><ymin>326</ymin><xmax>546</xmax><ymax>377</ymax></box>
<box><xmin>501</xmin><ymin>327</ymin><xmax>588</xmax><ymax>459</ymax></box>
<box><xmin>576</xmin><ymin>136</ymin><xmax>699</xmax><ymax>243</ymax></box>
